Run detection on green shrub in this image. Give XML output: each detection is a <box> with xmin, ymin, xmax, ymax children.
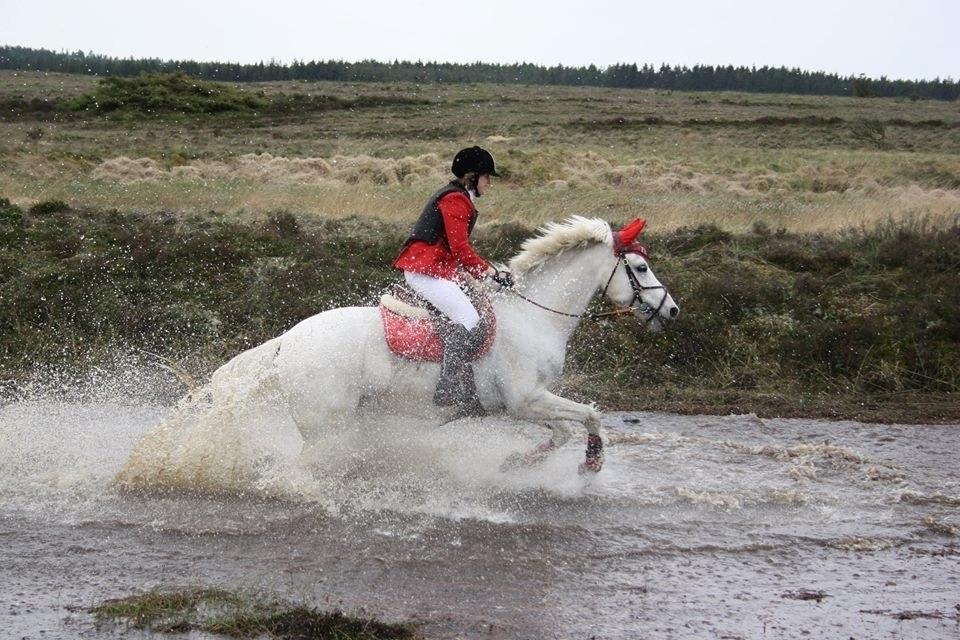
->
<box><xmin>1</xmin><ymin>210</ymin><xmax>957</xmax><ymax>413</ymax></box>
<box><xmin>28</xmin><ymin>199</ymin><xmax>70</xmax><ymax>216</ymax></box>
<box><xmin>0</xmin><ymin>198</ymin><xmax>22</xmax><ymax>224</ymax></box>
<box><xmin>0</xmin><ymin>198</ymin><xmax>24</xmax><ymax>245</ymax></box>
<box><xmin>262</xmin><ymin>211</ymin><xmax>300</xmax><ymax>238</ymax></box>
<box><xmin>762</xmin><ymin>240</ymin><xmax>817</xmax><ymax>271</ymax></box>
<box><xmin>656</xmin><ymin>224</ymin><xmax>732</xmax><ymax>255</ymax></box>
<box><xmin>90</xmin><ymin>587</ymin><xmax>417</xmax><ymax>639</ymax></box>
<box><xmin>67</xmin><ymin>73</ymin><xmax>268</xmax><ymax>114</ymax></box>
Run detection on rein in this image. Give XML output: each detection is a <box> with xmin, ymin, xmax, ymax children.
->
<box><xmin>507</xmin><ymin>253</ymin><xmax>668</xmax><ymax>323</ymax></box>
<box><xmin>508</xmin><ymin>289</ymin><xmax>634</xmax><ymax>320</ymax></box>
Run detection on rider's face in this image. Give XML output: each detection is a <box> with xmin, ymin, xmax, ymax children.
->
<box><xmin>476</xmin><ymin>173</ymin><xmax>491</xmax><ymax>196</ymax></box>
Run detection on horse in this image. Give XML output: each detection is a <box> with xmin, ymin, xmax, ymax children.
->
<box><xmin>115</xmin><ymin>216</ymin><xmax>677</xmax><ymax>490</ymax></box>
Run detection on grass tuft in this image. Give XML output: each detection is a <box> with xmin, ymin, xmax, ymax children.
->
<box><xmin>655</xmin><ymin>224</ymin><xmax>732</xmax><ymax>255</ymax></box>
<box><xmin>90</xmin><ymin>587</ymin><xmax>419</xmax><ymax>639</ymax></box>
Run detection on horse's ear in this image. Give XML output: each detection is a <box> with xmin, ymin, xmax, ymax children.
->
<box><xmin>614</xmin><ymin>218</ymin><xmax>647</xmax><ymax>251</ymax></box>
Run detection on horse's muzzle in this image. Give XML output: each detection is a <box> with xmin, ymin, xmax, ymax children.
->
<box><xmin>632</xmin><ymin>302</ymin><xmax>677</xmax><ymax>330</ymax></box>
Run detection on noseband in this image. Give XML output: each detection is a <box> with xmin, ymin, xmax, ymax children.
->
<box><xmin>600</xmin><ymin>252</ymin><xmax>669</xmax><ymax>324</ymax></box>
<box><xmin>509</xmin><ymin>251</ymin><xmax>670</xmax><ymax>323</ymax></box>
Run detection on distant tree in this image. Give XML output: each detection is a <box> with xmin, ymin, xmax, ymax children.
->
<box><xmin>853</xmin><ymin>75</ymin><xmax>875</xmax><ymax>97</ymax></box>
<box><xmin>1</xmin><ymin>45</ymin><xmax>958</xmax><ymax>101</ymax></box>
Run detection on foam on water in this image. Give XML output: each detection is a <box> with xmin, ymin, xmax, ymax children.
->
<box><xmin>2</xmin><ymin>366</ymin><xmax>601</xmax><ymax>529</ymax></box>
<box><xmin>110</xmin><ymin>393</ymin><xmax>595</xmax><ymax>523</ymax></box>
<box><xmin>0</xmin><ymin>400</ymin><xmax>166</xmax><ymax>491</ymax></box>
<box><xmin>2</xmin><ymin>367</ymin><xmax>959</xmax><ymax>541</ymax></box>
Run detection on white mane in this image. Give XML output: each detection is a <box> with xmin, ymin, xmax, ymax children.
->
<box><xmin>509</xmin><ymin>216</ymin><xmax>613</xmax><ymax>274</ymax></box>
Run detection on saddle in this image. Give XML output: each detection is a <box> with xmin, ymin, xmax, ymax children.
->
<box><xmin>379</xmin><ymin>283</ymin><xmax>496</xmax><ymax>362</ymax></box>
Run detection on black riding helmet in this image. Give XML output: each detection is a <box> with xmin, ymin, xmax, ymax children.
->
<box><xmin>451</xmin><ymin>146</ymin><xmax>500</xmax><ymax>178</ymax></box>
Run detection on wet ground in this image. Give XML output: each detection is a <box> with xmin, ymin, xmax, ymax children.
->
<box><xmin>1</xmin><ymin>400</ymin><xmax>958</xmax><ymax>639</ymax></box>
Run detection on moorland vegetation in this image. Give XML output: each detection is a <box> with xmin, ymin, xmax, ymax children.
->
<box><xmin>1</xmin><ymin>70</ymin><xmax>958</xmax><ymax>421</ymax></box>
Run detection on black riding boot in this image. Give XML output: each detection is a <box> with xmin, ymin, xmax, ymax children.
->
<box><xmin>435</xmin><ymin>324</ymin><xmax>486</xmax><ymax>418</ymax></box>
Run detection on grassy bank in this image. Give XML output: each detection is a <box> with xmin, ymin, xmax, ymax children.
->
<box><xmin>2</xmin><ymin>199</ymin><xmax>957</xmax><ymax>423</ymax></box>
<box><xmin>88</xmin><ymin>587</ymin><xmax>418</xmax><ymax>639</ymax></box>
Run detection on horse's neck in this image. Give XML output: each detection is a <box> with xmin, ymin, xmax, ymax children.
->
<box><xmin>507</xmin><ymin>244</ymin><xmax>608</xmax><ymax>341</ymax></box>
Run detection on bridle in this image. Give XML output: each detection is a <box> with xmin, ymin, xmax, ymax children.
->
<box><xmin>603</xmin><ymin>252</ymin><xmax>670</xmax><ymax>323</ymax></box>
<box><xmin>508</xmin><ymin>249</ymin><xmax>670</xmax><ymax>324</ymax></box>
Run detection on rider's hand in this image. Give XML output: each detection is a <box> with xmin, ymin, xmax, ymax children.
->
<box><xmin>490</xmin><ymin>269</ymin><xmax>514</xmax><ymax>289</ymax></box>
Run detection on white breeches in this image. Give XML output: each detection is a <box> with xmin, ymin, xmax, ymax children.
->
<box><xmin>404</xmin><ymin>271</ymin><xmax>480</xmax><ymax>330</ymax></box>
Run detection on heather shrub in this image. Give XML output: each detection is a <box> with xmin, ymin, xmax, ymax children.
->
<box><xmin>1</xmin><ymin>205</ymin><xmax>956</xmax><ymax>411</ymax></box>
<box><xmin>28</xmin><ymin>199</ymin><xmax>70</xmax><ymax>216</ymax></box>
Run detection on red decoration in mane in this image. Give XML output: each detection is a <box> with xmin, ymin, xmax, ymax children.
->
<box><xmin>613</xmin><ymin>218</ymin><xmax>649</xmax><ymax>257</ymax></box>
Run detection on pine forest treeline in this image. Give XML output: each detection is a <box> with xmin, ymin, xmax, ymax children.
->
<box><xmin>2</xmin><ymin>45</ymin><xmax>958</xmax><ymax>101</ymax></box>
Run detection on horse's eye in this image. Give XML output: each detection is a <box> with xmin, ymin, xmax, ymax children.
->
<box><xmin>636</xmin><ymin>264</ymin><xmax>648</xmax><ymax>273</ymax></box>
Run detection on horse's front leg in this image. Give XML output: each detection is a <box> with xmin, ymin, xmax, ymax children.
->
<box><xmin>515</xmin><ymin>389</ymin><xmax>604</xmax><ymax>473</ymax></box>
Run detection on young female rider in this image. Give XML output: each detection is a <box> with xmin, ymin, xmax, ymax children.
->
<box><xmin>393</xmin><ymin>146</ymin><xmax>513</xmax><ymax>415</ymax></box>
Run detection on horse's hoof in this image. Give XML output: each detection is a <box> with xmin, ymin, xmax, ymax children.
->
<box><xmin>501</xmin><ymin>441</ymin><xmax>556</xmax><ymax>471</ymax></box>
<box><xmin>578</xmin><ymin>459</ymin><xmax>603</xmax><ymax>475</ymax></box>
<box><xmin>579</xmin><ymin>434</ymin><xmax>603</xmax><ymax>474</ymax></box>
<box><xmin>500</xmin><ymin>452</ymin><xmax>525</xmax><ymax>471</ymax></box>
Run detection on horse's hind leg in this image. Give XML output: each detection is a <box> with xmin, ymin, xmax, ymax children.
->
<box><xmin>279</xmin><ymin>363</ymin><xmax>363</xmax><ymax>465</ymax></box>
<box><xmin>286</xmin><ymin>400</ymin><xmax>362</xmax><ymax>470</ymax></box>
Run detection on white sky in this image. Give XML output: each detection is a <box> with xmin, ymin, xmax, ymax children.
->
<box><xmin>5</xmin><ymin>0</ymin><xmax>958</xmax><ymax>81</ymax></box>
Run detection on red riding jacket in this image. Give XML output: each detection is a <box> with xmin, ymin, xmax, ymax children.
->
<box><xmin>393</xmin><ymin>189</ymin><xmax>491</xmax><ymax>282</ymax></box>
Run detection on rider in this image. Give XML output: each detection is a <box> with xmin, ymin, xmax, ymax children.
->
<box><xmin>393</xmin><ymin>146</ymin><xmax>513</xmax><ymax>416</ymax></box>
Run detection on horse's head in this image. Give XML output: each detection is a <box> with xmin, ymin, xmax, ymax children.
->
<box><xmin>602</xmin><ymin>218</ymin><xmax>679</xmax><ymax>331</ymax></box>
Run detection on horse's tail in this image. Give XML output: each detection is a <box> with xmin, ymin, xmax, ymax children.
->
<box><xmin>138</xmin><ymin>349</ymin><xmax>199</xmax><ymax>391</ymax></box>
<box><xmin>207</xmin><ymin>337</ymin><xmax>285</xmax><ymax>402</ymax></box>
<box><xmin>115</xmin><ymin>337</ymin><xmax>286</xmax><ymax>493</ymax></box>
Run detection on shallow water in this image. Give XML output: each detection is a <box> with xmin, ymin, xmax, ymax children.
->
<box><xmin>1</xmin><ymin>400</ymin><xmax>958</xmax><ymax>639</ymax></box>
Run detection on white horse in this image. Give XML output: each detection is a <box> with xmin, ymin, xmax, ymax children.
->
<box><xmin>117</xmin><ymin>216</ymin><xmax>677</xmax><ymax>487</ymax></box>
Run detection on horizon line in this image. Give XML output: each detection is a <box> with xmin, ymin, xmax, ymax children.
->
<box><xmin>3</xmin><ymin>43</ymin><xmax>955</xmax><ymax>85</ymax></box>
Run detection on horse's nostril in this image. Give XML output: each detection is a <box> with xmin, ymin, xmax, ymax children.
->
<box><xmin>669</xmin><ymin>306</ymin><xmax>679</xmax><ymax>318</ymax></box>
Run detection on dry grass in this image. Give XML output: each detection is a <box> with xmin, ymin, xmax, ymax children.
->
<box><xmin>1</xmin><ymin>69</ymin><xmax>959</xmax><ymax>232</ymax></box>
<box><xmin>2</xmin><ymin>155</ymin><xmax>957</xmax><ymax>232</ymax></box>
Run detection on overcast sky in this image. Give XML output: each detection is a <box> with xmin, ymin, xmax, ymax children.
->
<box><xmin>5</xmin><ymin>0</ymin><xmax>957</xmax><ymax>81</ymax></box>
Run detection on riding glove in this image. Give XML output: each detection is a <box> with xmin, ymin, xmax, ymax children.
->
<box><xmin>490</xmin><ymin>269</ymin><xmax>514</xmax><ymax>289</ymax></box>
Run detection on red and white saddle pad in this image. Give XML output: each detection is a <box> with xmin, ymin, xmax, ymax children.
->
<box><xmin>379</xmin><ymin>289</ymin><xmax>496</xmax><ymax>363</ymax></box>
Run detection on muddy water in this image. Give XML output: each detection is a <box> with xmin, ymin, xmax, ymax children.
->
<box><xmin>1</xmin><ymin>400</ymin><xmax>958</xmax><ymax>639</ymax></box>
